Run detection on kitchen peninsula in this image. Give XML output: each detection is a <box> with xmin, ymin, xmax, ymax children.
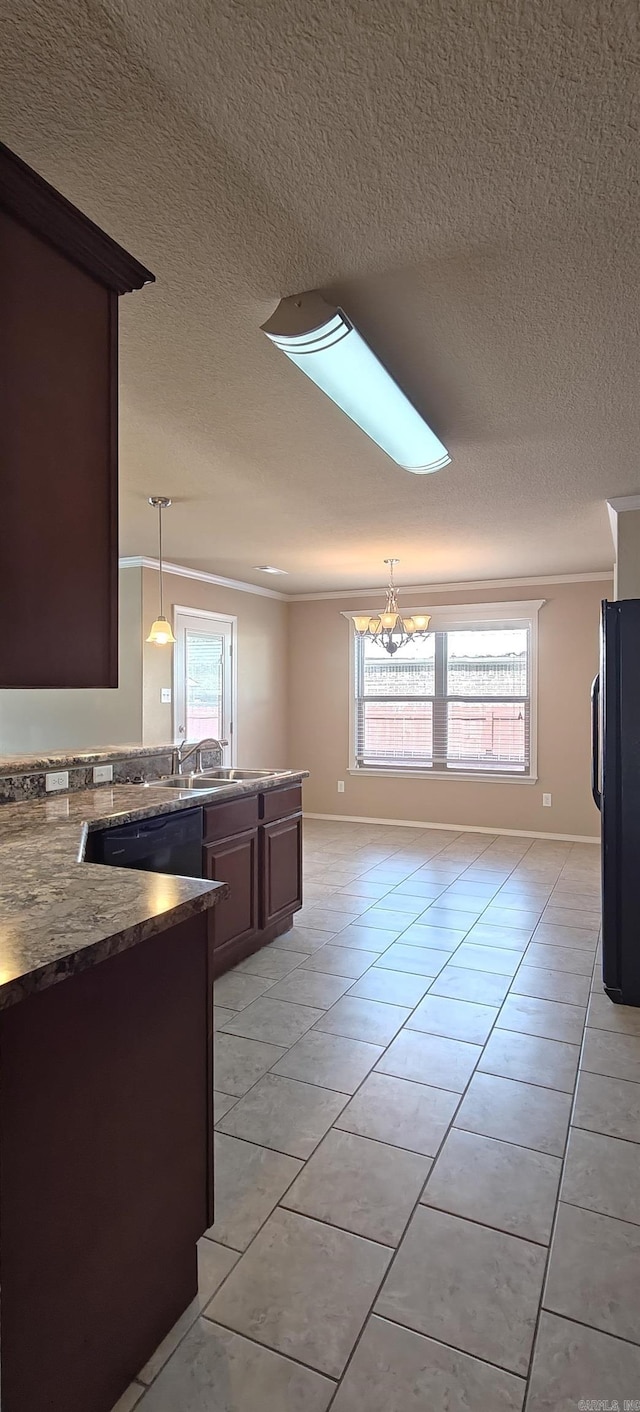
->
<box><xmin>0</xmin><ymin>764</ymin><xmax>306</xmax><ymax>1412</ymax></box>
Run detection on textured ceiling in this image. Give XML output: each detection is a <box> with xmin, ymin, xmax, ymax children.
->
<box><xmin>2</xmin><ymin>0</ymin><xmax>638</xmax><ymax>592</ymax></box>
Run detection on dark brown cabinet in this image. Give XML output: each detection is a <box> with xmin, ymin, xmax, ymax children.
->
<box><xmin>204</xmin><ymin>785</ymin><xmax>303</xmax><ymax>976</ymax></box>
<box><xmin>0</xmin><ymin>142</ymin><xmax>154</xmax><ymax>688</ymax></box>
<box><xmin>203</xmin><ymin>827</ymin><xmax>259</xmax><ymax>957</ymax></box>
<box><xmin>261</xmin><ymin>813</ymin><xmax>303</xmax><ymax>928</ymax></box>
<box><xmin>0</xmin><ymin>912</ymin><xmax>212</xmax><ymax>1412</ymax></box>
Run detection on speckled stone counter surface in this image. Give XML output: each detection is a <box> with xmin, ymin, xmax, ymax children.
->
<box><xmin>0</xmin><ymin>741</ymin><xmax>225</xmax><ymax>804</ymax></box>
<box><xmin>0</xmin><ymin>774</ymin><xmax>306</xmax><ymax>1012</ymax></box>
<box><xmin>0</xmin><ymin>743</ymin><xmax>175</xmax><ymax>773</ymax></box>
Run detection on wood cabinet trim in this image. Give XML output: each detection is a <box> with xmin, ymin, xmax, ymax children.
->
<box><xmin>0</xmin><ymin>141</ymin><xmax>155</xmax><ymax>293</ymax></box>
<box><xmin>108</xmin><ymin>289</ymin><xmax>119</xmax><ymax>683</ymax></box>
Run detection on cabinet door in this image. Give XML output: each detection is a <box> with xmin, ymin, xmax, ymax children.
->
<box><xmin>0</xmin><ymin>142</ymin><xmax>153</xmax><ymax>688</ymax></box>
<box><xmin>203</xmin><ymin>829</ymin><xmax>259</xmax><ymax>950</ymax></box>
<box><xmin>261</xmin><ymin>814</ymin><xmax>303</xmax><ymax>929</ymax></box>
<box><xmin>1</xmin><ymin>211</ymin><xmax>118</xmax><ymax>687</ymax></box>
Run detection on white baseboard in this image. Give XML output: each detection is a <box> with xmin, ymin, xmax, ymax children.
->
<box><xmin>303</xmin><ymin>812</ymin><xmax>600</xmax><ymax>845</ymax></box>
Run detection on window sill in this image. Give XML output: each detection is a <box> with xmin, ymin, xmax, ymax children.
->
<box><xmin>348</xmin><ymin>768</ymin><xmax>538</xmax><ymax>785</ymax></box>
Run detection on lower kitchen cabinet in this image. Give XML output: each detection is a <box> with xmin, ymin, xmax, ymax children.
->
<box><xmin>204</xmin><ymin>786</ymin><xmax>303</xmax><ymax>976</ymax></box>
<box><xmin>0</xmin><ymin>912</ymin><xmax>212</xmax><ymax>1412</ymax></box>
<box><xmin>261</xmin><ymin>813</ymin><xmax>303</xmax><ymax>928</ymax></box>
<box><xmin>203</xmin><ymin>828</ymin><xmax>259</xmax><ymax>954</ymax></box>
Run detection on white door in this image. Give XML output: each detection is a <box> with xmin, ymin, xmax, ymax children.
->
<box><xmin>173</xmin><ymin>608</ymin><xmax>236</xmax><ymax>764</ymax></box>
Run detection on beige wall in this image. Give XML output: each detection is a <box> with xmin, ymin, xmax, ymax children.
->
<box><xmin>615</xmin><ymin>508</ymin><xmax>640</xmax><ymax>600</ymax></box>
<box><xmin>0</xmin><ymin>567</ymin><xmax>144</xmax><ymax>753</ymax></box>
<box><xmin>289</xmin><ymin>579</ymin><xmax>609</xmax><ymax>840</ymax></box>
<box><xmin>142</xmin><ymin>569</ymin><xmax>289</xmax><ymax>766</ymax></box>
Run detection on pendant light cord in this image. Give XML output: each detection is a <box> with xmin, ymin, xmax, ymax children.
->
<box><xmin>158</xmin><ymin>501</ymin><xmax>164</xmax><ymax>618</ymax></box>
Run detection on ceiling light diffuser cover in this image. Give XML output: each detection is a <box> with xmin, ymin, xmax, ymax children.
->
<box><xmin>261</xmin><ymin>292</ymin><xmax>450</xmax><ymax>474</ymax></box>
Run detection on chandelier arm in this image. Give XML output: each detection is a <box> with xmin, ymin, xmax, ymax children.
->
<box><xmin>359</xmin><ymin>558</ymin><xmax>431</xmax><ymax>655</ymax></box>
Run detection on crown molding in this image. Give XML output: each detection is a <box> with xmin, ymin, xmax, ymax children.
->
<box><xmin>0</xmin><ymin>141</ymin><xmax>154</xmax><ymax>293</ymax></box>
<box><xmin>606</xmin><ymin>495</ymin><xmax>640</xmax><ymax>515</ymax></box>
<box><xmin>289</xmin><ymin>570</ymin><xmax>613</xmax><ymax>601</ymax></box>
<box><xmin>119</xmin><ymin>557</ymin><xmax>288</xmax><ymax>601</ymax></box>
<box><xmin>341</xmin><ymin>598</ymin><xmax>545</xmax><ymax>623</ymax></box>
<box><xmin>606</xmin><ymin>496</ymin><xmax>640</xmax><ymax>553</ymax></box>
<box><xmin>120</xmin><ymin>560</ymin><xmax>612</xmax><ymax>603</ymax></box>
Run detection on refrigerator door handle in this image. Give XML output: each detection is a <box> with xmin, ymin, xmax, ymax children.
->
<box><xmin>591</xmin><ymin>673</ymin><xmax>601</xmax><ymax>811</ymax></box>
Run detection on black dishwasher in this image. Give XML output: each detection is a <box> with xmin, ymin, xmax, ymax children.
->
<box><xmin>91</xmin><ymin>807</ymin><xmax>203</xmax><ymax>878</ymax></box>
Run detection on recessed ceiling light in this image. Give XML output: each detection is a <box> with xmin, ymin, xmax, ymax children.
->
<box><xmin>255</xmin><ymin>565</ymin><xmax>288</xmax><ymax>575</ymax></box>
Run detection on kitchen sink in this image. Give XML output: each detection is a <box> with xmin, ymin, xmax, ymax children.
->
<box><xmin>143</xmin><ymin>768</ymin><xmax>291</xmax><ymax>790</ymax></box>
<box><xmin>143</xmin><ymin>775</ymin><xmax>227</xmax><ymax>790</ymax></box>
<box><xmin>199</xmin><ymin>768</ymin><xmax>286</xmax><ymax>781</ymax></box>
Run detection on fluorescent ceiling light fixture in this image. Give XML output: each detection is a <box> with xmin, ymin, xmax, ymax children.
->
<box><xmin>255</xmin><ymin>565</ymin><xmax>288</xmax><ymax>574</ymax></box>
<box><xmin>261</xmin><ymin>292</ymin><xmax>450</xmax><ymax>475</ymax></box>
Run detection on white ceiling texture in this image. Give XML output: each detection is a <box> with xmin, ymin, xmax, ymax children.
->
<box><xmin>2</xmin><ymin>0</ymin><xmax>638</xmax><ymax>591</ymax></box>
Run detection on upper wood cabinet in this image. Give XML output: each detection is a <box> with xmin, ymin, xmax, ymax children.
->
<box><xmin>0</xmin><ymin>142</ymin><xmax>154</xmax><ymax>688</ymax></box>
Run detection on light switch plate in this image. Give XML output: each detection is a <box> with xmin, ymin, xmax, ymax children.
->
<box><xmin>45</xmin><ymin>770</ymin><xmax>69</xmax><ymax>793</ymax></box>
<box><xmin>161</xmin><ymin>687</ymin><xmax>172</xmax><ymax>703</ymax></box>
<box><xmin>93</xmin><ymin>764</ymin><xmax>113</xmax><ymax>784</ymax></box>
<box><xmin>542</xmin><ymin>792</ymin><xmax>552</xmax><ymax>807</ymax></box>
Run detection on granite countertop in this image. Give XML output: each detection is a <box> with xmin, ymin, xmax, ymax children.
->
<box><xmin>0</xmin><ymin>772</ymin><xmax>307</xmax><ymax>1012</ymax></box>
<box><xmin>0</xmin><ymin>743</ymin><xmax>175</xmax><ymax>774</ymax></box>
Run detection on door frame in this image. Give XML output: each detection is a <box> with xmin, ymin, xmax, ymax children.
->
<box><xmin>172</xmin><ymin>605</ymin><xmax>238</xmax><ymax>764</ymax></box>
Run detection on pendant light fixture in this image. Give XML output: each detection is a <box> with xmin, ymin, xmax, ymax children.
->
<box><xmin>353</xmin><ymin>559</ymin><xmax>431</xmax><ymax>656</ymax></box>
<box><xmin>146</xmin><ymin>496</ymin><xmax>176</xmax><ymax>645</ymax></box>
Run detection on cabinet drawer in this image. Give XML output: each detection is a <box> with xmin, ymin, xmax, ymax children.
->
<box><xmin>261</xmin><ymin>785</ymin><xmax>302</xmax><ymax>823</ymax></box>
<box><xmin>204</xmin><ymin>795</ymin><xmax>259</xmax><ymax>842</ymax></box>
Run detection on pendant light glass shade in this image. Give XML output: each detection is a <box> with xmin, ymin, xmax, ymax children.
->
<box><xmin>353</xmin><ymin>560</ymin><xmax>431</xmax><ymax>656</ymax></box>
<box><xmin>147</xmin><ymin>615</ymin><xmax>175</xmax><ymax>645</ymax></box>
<box><xmin>146</xmin><ymin>497</ymin><xmax>175</xmax><ymax>645</ymax></box>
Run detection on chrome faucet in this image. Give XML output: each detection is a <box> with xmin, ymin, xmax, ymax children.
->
<box><xmin>172</xmin><ymin>737</ymin><xmax>229</xmax><ymax>774</ymax></box>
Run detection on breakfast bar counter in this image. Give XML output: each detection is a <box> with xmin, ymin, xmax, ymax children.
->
<box><xmin>0</xmin><ymin>773</ymin><xmax>304</xmax><ymax>1412</ymax></box>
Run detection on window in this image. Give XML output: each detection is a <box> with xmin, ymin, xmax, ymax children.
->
<box><xmin>350</xmin><ymin>604</ymin><xmax>540</xmax><ymax>779</ymax></box>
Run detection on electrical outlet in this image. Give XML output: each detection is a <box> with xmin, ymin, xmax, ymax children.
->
<box><xmin>337</xmin><ymin>780</ymin><xmax>345</xmax><ymax>793</ymax></box>
<box><xmin>45</xmin><ymin>770</ymin><xmax>69</xmax><ymax>793</ymax></box>
<box><xmin>93</xmin><ymin>764</ymin><xmax>113</xmax><ymax>784</ymax></box>
<box><xmin>161</xmin><ymin>687</ymin><xmax>172</xmax><ymax>704</ymax></box>
<box><xmin>542</xmin><ymin>792</ymin><xmax>552</xmax><ymax>807</ymax></box>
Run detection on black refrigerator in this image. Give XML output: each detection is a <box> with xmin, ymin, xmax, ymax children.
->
<box><xmin>592</xmin><ymin>598</ymin><xmax>640</xmax><ymax>1005</ymax></box>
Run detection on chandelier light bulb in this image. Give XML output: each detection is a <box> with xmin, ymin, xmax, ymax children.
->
<box><xmin>353</xmin><ymin>560</ymin><xmax>431</xmax><ymax>656</ymax></box>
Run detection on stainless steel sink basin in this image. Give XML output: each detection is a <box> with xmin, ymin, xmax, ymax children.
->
<box><xmin>143</xmin><ymin>775</ymin><xmax>227</xmax><ymax>790</ymax></box>
<box><xmin>199</xmin><ymin>768</ymin><xmax>283</xmax><ymax>781</ymax></box>
<box><xmin>143</xmin><ymin>768</ymin><xmax>291</xmax><ymax>790</ymax></box>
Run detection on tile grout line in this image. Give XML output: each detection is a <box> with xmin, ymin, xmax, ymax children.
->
<box><xmin>208</xmin><ymin>850</ymin><xmax>513</xmax><ymax>1403</ymax></box>
<box><xmin>131</xmin><ymin>830</ymin><xmax>603</xmax><ymax>1408</ymax></box>
<box><xmin>519</xmin><ymin>846</ymin><xmax>601</xmax><ymax>1409</ymax></box>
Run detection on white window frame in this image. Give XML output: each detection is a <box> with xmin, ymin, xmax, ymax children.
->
<box><xmin>172</xmin><ymin>605</ymin><xmax>238</xmax><ymax>765</ymax></box>
<box><xmin>344</xmin><ymin>600</ymin><xmax>544</xmax><ymax>784</ymax></box>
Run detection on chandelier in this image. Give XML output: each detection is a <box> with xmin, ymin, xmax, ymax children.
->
<box><xmin>353</xmin><ymin>559</ymin><xmax>431</xmax><ymax>656</ymax></box>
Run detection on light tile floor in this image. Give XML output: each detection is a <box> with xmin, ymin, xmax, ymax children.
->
<box><xmin>111</xmin><ymin>819</ymin><xmax>640</xmax><ymax>1411</ymax></box>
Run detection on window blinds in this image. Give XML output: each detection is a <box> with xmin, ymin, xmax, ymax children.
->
<box><xmin>354</xmin><ymin>625</ymin><xmax>530</xmax><ymax>775</ymax></box>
